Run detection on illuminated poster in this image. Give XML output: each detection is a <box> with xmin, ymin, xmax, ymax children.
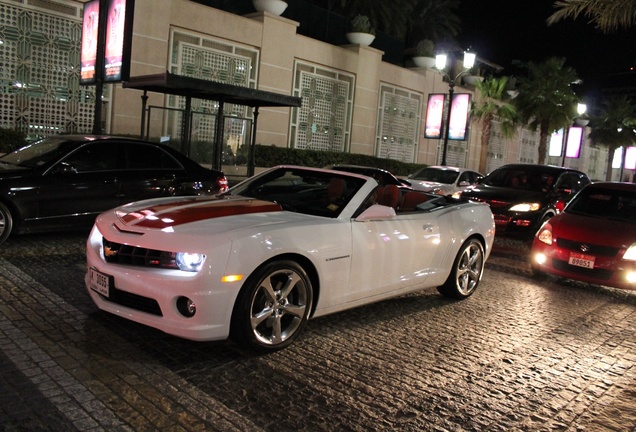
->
<box><xmin>448</xmin><ymin>93</ymin><xmax>471</xmax><ymax>140</ymax></box>
<box><xmin>549</xmin><ymin>129</ymin><xmax>564</xmax><ymax>157</ymax></box>
<box><xmin>80</xmin><ymin>0</ymin><xmax>100</xmax><ymax>85</ymax></box>
<box><xmin>625</xmin><ymin>147</ymin><xmax>636</xmax><ymax>170</ymax></box>
<box><xmin>565</xmin><ymin>126</ymin><xmax>583</xmax><ymax>158</ymax></box>
<box><xmin>424</xmin><ymin>94</ymin><xmax>446</xmax><ymax>139</ymax></box>
<box><xmin>104</xmin><ymin>0</ymin><xmax>134</xmax><ymax>82</ymax></box>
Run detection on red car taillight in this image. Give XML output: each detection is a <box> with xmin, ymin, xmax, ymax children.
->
<box><xmin>217</xmin><ymin>176</ymin><xmax>229</xmax><ymax>192</ymax></box>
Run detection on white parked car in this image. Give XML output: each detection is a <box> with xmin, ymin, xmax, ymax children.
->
<box><xmin>408</xmin><ymin>166</ymin><xmax>483</xmax><ymax>196</ymax></box>
<box><xmin>86</xmin><ymin>166</ymin><xmax>495</xmax><ymax>351</ymax></box>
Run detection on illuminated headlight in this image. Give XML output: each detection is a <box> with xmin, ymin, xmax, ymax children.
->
<box><xmin>509</xmin><ymin>203</ymin><xmax>541</xmax><ymax>212</ymax></box>
<box><xmin>176</xmin><ymin>252</ymin><xmax>206</xmax><ymax>272</ymax></box>
<box><xmin>623</xmin><ymin>244</ymin><xmax>636</xmax><ymax>261</ymax></box>
<box><xmin>536</xmin><ymin>223</ymin><xmax>553</xmax><ymax>245</ymax></box>
<box><xmin>451</xmin><ymin>191</ymin><xmax>462</xmax><ymax>199</ymax></box>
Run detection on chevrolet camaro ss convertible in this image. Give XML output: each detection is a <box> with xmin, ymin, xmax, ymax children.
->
<box><xmin>86</xmin><ymin>166</ymin><xmax>495</xmax><ymax>351</ymax></box>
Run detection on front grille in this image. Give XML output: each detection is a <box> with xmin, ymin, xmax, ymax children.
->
<box><xmin>99</xmin><ymin>286</ymin><xmax>162</xmax><ymax>316</ymax></box>
<box><xmin>103</xmin><ymin>238</ymin><xmax>177</xmax><ymax>268</ymax></box>
<box><xmin>556</xmin><ymin>238</ymin><xmax>620</xmax><ymax>257</ymax></box>
<box><xmin>552</xmin><ymin>259</ymin><xmax>614</xmax><ymax>280</ymax></box>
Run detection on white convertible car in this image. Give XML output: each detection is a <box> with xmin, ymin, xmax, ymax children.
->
<box><xmin>86</xmin><ymin>166</ymin><xmax>495</xmax><ymax>351</ymax></box>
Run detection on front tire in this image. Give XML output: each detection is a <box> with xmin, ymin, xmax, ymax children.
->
<box><xmin>437</xmin><ymin>238</ymin><xmax>485</xmax><ymax>299</ymax></box>
<box><xmin>231</xmin><ymin>260</ymin><xmax>313</xmax><ymax>351</ymax></box>
<box><xmin>0</xmin><ymin>202</ymin><xmax>14</xmax><ymax>245</ymax></box>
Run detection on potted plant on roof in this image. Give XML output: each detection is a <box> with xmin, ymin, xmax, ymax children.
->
<box><xmin>411</xmin><ymin>39</ymin><xmax>436</xmax><ymax>68</ymax></box>
<box><xmin>346</xmin><ymin>14</ymin><xmax>376</xmax><ymax>46</ymax></box>
<box><xmin>252</xmin><ymin>0</ymin><xmax>288</xmax><ymax>16</ymax></box>
<box><xmin>462</xmin><ymin>66</ymin><xmax>484</xmax><ymax>85</ymax></box>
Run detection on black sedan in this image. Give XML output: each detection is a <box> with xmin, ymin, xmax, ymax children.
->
<box><xmin>459</xmin><ymin>164</ymin><xmax>590</xmax><ymax>238</ymax></box>
<box><xmin>0</xmin><ymin>135</ymin><xmax>228</xmax><ymax>244</ymax></box>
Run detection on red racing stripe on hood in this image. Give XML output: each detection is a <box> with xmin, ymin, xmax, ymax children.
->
<box><xmin>116</xmin><ymin>198</ymin><xmax>283</xmax><ymax>229</ymax></box>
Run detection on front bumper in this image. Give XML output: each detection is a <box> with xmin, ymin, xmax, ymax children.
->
<box><xmin>531</xmin><ymin>240</ymin><xmax>636</xmax><ymax>290</ymax></box>
<box><xmin>84</xmin><ymin>226</ymin><xmax>242</xmax><ymax>341</ymax></box>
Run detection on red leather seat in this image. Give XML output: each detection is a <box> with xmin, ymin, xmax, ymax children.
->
<box><xmin>400</xmin><ymin>191</ymin><xmax>428</xmax><ymax>212</ymax></box>
<box><xmin>377</xmin><ymin>184</ymin><xmax>400</xmax><ymax>209</ymax></box>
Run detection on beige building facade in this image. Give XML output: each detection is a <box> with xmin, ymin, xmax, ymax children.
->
<box><xmin>0</xmin><ymin>0</ymin><xmax>624</xmax><ymax>180</ymax></box>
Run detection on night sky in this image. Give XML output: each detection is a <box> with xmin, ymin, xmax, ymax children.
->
<box><xmin>456</xmin><ymin>0</ymin><xmax>636</xmax><ymax>101</ymax></box>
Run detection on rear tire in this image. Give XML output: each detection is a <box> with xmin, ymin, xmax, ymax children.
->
<box><xmin>231</xmin><ymin>260</ymin><xmax>313</xmax><ymax>351</ymax></box>
<box><xmin>0</xmin><ymin>202</ymin><xmax>13</xmax><ymax>245</ymax></box>
<box><xmin>437</xmin><ymin>238</ymin><xmax>485</xmax><ymax>299</ymax></box>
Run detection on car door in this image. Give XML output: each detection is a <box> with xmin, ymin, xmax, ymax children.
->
<box><xmin>348</xmin><ymin>211</ymin><xmax>441</xmax><ymax>302</ymax></box>
<box><xmin>37</xmin><ymin>142</ymin><xmax>122</xmax><ymax>224</ymax></box>
<box><xmin>116</xmin><ymin>142</ymin><xmax>187</xmax><ymax>205</ymax></box>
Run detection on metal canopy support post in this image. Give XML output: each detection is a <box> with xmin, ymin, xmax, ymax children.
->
<box><xmin>182</xmin><ymin>96</ymin><xmax>192</xmax><ymax>156</ymax></box>
<box><xmin>140</xmin><ymin>90</ymin><xmax>148</xmax><ymax>139</ymax></box>
<box><xmin>249</xmin><ymin>107</ymin><xmax>260</xmax><ymax>177</ymax></box>
<box><xmin>215</xmin><ymin>100</ymin><xmax>225</xmax><ymax>171</ymax></box>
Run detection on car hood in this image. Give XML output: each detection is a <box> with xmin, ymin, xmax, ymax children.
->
<box><xmin>551</xmin><ymin>212</ymin><xmax>636</xmax><ymax>248</ymax></box>
<box><xmin>462</xmin><ymin>185</ymin><xmax>546</xmax><ymax>204</ymax></box>
<box><xmin>412</xmin><ymin>180</ymin><xmax>446</xmax><ymax>189</ymax></box>
<box><xmin>113</xmin><ymin>195</ymin><xmax>285</xmax><ymax>231</ymax></box>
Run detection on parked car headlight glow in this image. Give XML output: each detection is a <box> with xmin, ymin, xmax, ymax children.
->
<box><xmin>623</xmin><ymin>244</ymin><xmax>636</xmax><ymax>261</ymax></box>
<box><xmin>176</xmin><ymin>252</ymin><xmax>206</xmax><ymax>272</ymax></box>
<box><xmin>509</xmin><ymin>203</ymin><xmax>541</xmax><ymax>212</ymax></box>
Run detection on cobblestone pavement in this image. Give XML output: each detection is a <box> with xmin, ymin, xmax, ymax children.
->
<box><xmin>1</xmin><ymin>230</ymin><xmax>636</xmax><ymax>431</ymax></box>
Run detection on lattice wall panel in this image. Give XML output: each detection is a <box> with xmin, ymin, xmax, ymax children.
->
<box><xmin>377</xmin><ymin>87</ymin><xmax>420</xmax><ymax>163</ymax></box>
<box><xmin>167</xmin><ymin>30</ymin><xmax>259</xmax><ymax>143</ymax></box>
<box><xmin>0</xmin><ymin>2</ymin><xmax>97</xmax><ymax>137</ymax></box>
<box><xmin>520</xmin><ymin>129</ymin><xmax>538</xmax><ymax>164</ymax></box>
<box><xmin>295</xmin><ymin>71</ymin><xmax>350</xmax><ymax>152</ymax></box>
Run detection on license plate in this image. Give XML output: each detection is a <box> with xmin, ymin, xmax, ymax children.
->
<box><xmin>568</xmin><ymin>252</ymin><xmax>595</xmax><ymax>269</ymax></box>
<box><xmin>89</xmin><ymin>268</ymin><xmax>111</xmax><ymax>297</ymax></box>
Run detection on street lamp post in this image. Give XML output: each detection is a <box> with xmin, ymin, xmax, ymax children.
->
<box><xmin>435</xmin><ymin>51</ymin><xmax>476</xmax><ymax>166</ymax></box>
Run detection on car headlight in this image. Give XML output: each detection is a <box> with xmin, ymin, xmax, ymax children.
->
<box><xmin>509</xmin><ymin>203</ymin><xmax>541</xmax><ymax>212</ymax></box>
<box><xmin>623</xmin><ymin>244</ymin><xmax>636</xmax><ymax>261</ymax></box>
<box><xmin>536</xmin><ymin>222</ymin><xmax>553</xmax><ymax>245</ymax></box>
<box><xmin>175</xmin><ymin>252</ymin><xmax>206</xmax><ymax>272</ymax></box>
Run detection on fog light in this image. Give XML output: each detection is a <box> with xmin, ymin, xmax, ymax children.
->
<box><xmin>534</xmin><ymin>253</ymin><xmax>547</xmax><ymax>265</ymax></box>
<box><xmin>176</xmin><ymin>296</ymin><xmax>196</xmax><ymax>318</ymax></box>
<box><xmin>626</xmin><ymin>271</ymin><xmax>636</xmax><ymax>284</ymax></box>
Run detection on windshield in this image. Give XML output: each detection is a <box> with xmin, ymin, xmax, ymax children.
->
<box><xmin>230</xmin><ymin>167</ymin><xmax>366</xmax><ymax>218</ymax></box>
<box><xmin>566</xmin><ymin>186</ymin><xmax>636</xmax><ymax>222</ymax></box>
<box><xmin>0</xmin><ymin>137</ymin><xmax>72</xmax><ymax>168</ymax></box>
<box><xmin>482</xmin><ymin>167</ymin><xmax>557</xmax><ymax>192</ymax></box>
<box><xmin>411</xmin><ymin>168</ymin><xmax>458</xmax><ymax>184</ymax></box>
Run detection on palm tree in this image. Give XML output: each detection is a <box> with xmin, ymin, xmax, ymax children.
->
<box><xmin>588</xmin><ymin>95</ymin><xmax>636</xmax><ymax>180</ymax></box>
<box><xmin>471</xmin><ymin>76</ymin><xmax>518</xmax><ymax>174</ymax></box>
<box><xmin>512</xmin><ymin>57</ymin><xmax>582</xmax><ymax>165</ymax></box>
<box><xmin>547</xmin><ymin>0</ymin><xmax>636</xmax><ymax>32</ymax></box>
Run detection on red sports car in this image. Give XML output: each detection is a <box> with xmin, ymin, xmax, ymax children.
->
<box><xmin>531</xmin><ymin>182</ymin><xmax>636</xmax><ymax>290</ymax></box>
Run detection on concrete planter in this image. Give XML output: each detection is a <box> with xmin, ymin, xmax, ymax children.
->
<box><xmin>253</xmin><ymin>0</ymin><xmax>288</xmax><ymax>15</ymax></box>
<box><xmin>412</xmin><ymin>56</ymin><xmax>436</xmax><ymax>68</ymax></box>
<box><xmin>345</xmin><ymin>32</ymin><xmax>375</xmax><ymax>46</ymax></box>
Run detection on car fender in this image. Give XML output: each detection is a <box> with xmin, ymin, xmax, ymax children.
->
<box><xmin>223</xmin><ymin>220</ymin><xmax>354</xmax><ymax>312</ymax></box>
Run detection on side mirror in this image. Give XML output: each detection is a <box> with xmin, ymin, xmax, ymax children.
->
<box><xmin>355</xmin><ymin>204</ymin><xmax>396</xmax><ymax>221</ymax></box>
<box><xmin>53</xmin><ymin>162</ymin><xmax>78</xmax><ymax>174</ymax></box>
